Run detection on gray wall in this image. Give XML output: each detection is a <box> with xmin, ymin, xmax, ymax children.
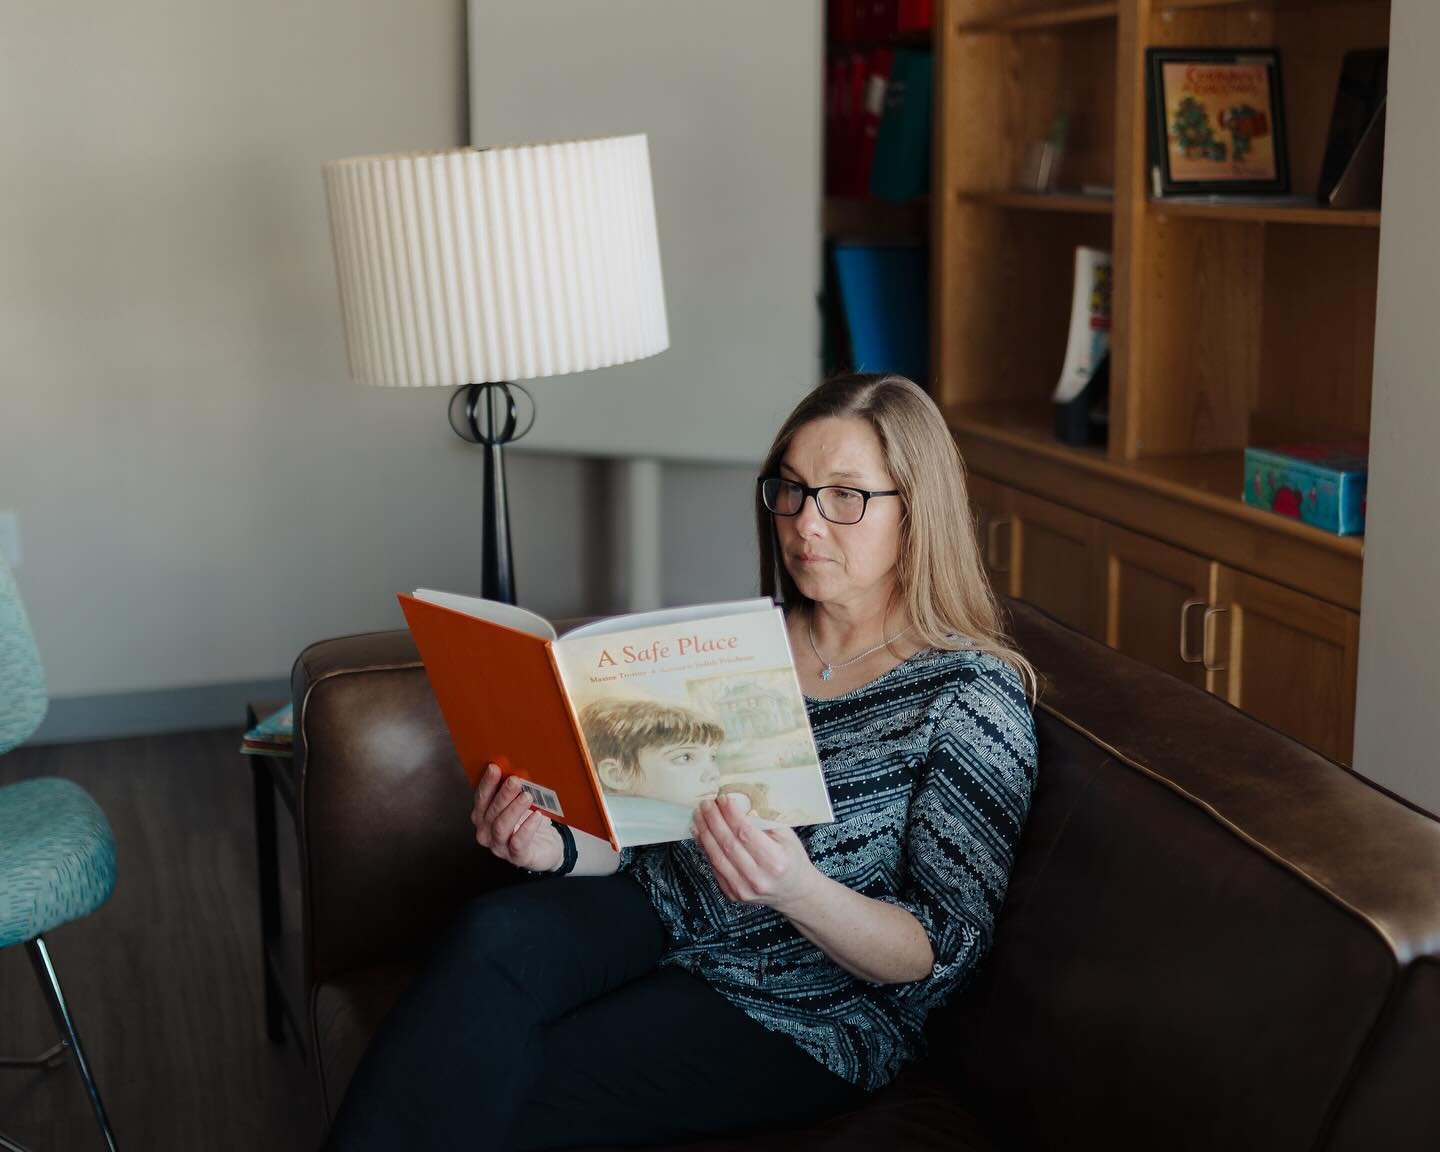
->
<box><xmin>1352</xmin><ymin>0</ymin><xmax>1440</xmax><ymax>814</ymax></box>
<box><xmin>1</xmin><ymin>2</ymin><xmax>760</xmax><ymax>742</ymax></box>
<box><xmin>467</xmin><ymin>0</ymin><xmax>824</xmax><ymax>464</ymax></box>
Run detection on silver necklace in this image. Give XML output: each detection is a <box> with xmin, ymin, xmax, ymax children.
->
<box><xmin>808</xmin><ymin>618</ymin><xmax>911</xmax><ymax>681</ymax></box>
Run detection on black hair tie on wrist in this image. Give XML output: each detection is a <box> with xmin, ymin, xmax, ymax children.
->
<box><xmin>553</xmin><ymin>821</ymin><xmax>578</xmax><ymax>877</ymax></box>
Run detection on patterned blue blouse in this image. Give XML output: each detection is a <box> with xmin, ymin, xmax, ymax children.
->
<box><xmin>620</xmin><ymin>644</ymin><xmax>1039</xmax><ymax>1091</ymax></box>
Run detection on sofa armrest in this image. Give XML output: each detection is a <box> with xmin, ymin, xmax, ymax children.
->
<box><xmin>291</xmin><ymin>630</ymin><xmax>516</xmax><ymax>987</ymax></box>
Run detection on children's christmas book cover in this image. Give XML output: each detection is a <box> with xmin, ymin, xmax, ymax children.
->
<box><xmin>1161</xmin><ymin>58</ymin><xmax>1280</xmax><ymax>184</ymax></box>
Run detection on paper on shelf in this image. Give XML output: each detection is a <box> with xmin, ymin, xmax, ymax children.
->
<box><xmin>1053</xmin><ymin>247</ymin><xmax>1113</xmax><ymax>405</ymax></box>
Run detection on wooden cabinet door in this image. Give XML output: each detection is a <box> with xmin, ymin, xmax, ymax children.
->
<box><xmin>1101</xmin><ymin>524</ymin><xmax>1217</xmax><ymax>690</ymax></box>
<box><xmin>1005</xmin><ymin>486</ymin><xmax>1105</xmax><ymax>641</ymax></box>
<box><xmin>1210</xmin><ymin>567</ymin><xmax>1361</xmax><ymax>765</ymax></box>
<box><xmin>966</xmin><ymin>473</ymin><xmax>1011</xmax><ymax>593</ymax></box>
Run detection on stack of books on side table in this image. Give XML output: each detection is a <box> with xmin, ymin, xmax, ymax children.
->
<box><xmin>241</xmin><ymin>703</ymin><xmax>293</xmax><ymax>757</ymax></box>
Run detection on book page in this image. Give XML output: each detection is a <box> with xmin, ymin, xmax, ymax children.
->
<box><xmin>559</xmin><ymin>597</ymin><xmax>775</xmax><ymax>641</ymax></box>
<box><xmin>552</xmin><ymin>605</ymin><xmax>833</xmax><ymax>848</ymax></box>
<box><xmin>412</xmin><ymin>589</ymin><xmax>556</xmax><ymax>640</ymax></box>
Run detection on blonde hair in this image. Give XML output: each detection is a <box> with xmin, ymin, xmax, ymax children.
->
<box><xmin>756</xmin><ymin>373</ymin><xmax>1038</xmax><ymax>702</ymax></box>
<box><xmin>578</xmin><ymin>698</ymin><xmax>726</xmax><ymax>788</ymax></box>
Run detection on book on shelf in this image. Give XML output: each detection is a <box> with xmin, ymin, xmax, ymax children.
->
<box><xmin>398</xmin><ymin>591</ymin><xmax>834</xmax><ymax>849</ymax></box>
<box><xmin>825</xmin><ymin>50</ymin><xmax>877</xmax><ymax>196</ymax></box>
<box><xmin>1318</xmin><ymin>49</ymin><xmax>1387</xmax><ymax>210</ymax></box>
<box><xmin>857</xmin><ymin>48</ymin><xmax>894</xmax><ymax>197</ymax></box>
<box><xmin>870</xmin><ymin>48</ymin><xmax>933</xmax><ymax>203</ymax></box>
<box><xmin>240</xmin><ymin>702</ymin><xmax>293</xmax><ymax>757</ymax></box>
<box><xmin>825</xmin><ymin>52</ymin><xmax>871</xmax><ymax>197</ymax></box>
<box><xmin>1052</xmin><ymin>246</ymin><xmax>1112</xmax><ymax>448</ymax></box>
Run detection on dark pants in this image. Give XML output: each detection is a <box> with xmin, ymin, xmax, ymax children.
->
<box><xmin>324</xmin><ymin>873</ymin><xmax>862</xmax><ymax>1151</ymax></box>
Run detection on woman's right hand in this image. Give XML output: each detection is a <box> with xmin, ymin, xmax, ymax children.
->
<box><xmin>470</xmin><ymin>763</ymin><xmax>565</xmax><ymax>873</ymax></box>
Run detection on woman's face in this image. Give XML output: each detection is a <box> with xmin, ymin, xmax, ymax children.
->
<box><xmin>774</xmin><ymin>416</ymin><xmax>904</xmax><ymax>613</ymax></box>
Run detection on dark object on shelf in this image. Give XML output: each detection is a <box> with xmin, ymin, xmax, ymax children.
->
<box><xmin>1055</xmin><ymin>352</ymin><xmax>1109</xmax><ymax>448</ymax></box>
<box><xmin>1318</xmin><ymin>49</ymin><xmax>1388</xmax><ymax>209</ymax></box>
<box><xmin>1146</xmin><ymin>47</ymin><xmax>1289</xmax><ymax>198</ymax></box>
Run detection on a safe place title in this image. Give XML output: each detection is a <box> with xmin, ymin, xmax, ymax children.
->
<box><xmin>594</xmin><ymin>633</ymin><xmax>740</xmax><ymax>668</ymax></box>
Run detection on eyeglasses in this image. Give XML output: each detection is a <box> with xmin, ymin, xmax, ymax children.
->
<box><xmin>758</xmin><ymin>477</ymin><xmax>900</xmax><ymax>525</ymax></box>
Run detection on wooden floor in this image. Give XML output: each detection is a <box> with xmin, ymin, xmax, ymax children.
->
<box><xmin>0</xmin><ymin>728</ymin><xmax>324</xmax><ymax>1152</ymax></box>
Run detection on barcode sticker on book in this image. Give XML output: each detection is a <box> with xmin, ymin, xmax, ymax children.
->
<box><xmin>517</xmin><ymin>778</ymin><xmax>563</xmax><ymax>818</ymax></box>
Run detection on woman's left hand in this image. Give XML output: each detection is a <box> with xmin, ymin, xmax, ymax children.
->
<box><xmin>692</xmin><ymin>793</ymin><xmax>821</xmax><ymax>914</ymax></box>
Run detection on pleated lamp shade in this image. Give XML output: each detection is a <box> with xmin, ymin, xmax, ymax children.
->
<box><xmin>323</xmin><ymin>134</ymin><xmax>669</xmax><ymax>388</ymax></box>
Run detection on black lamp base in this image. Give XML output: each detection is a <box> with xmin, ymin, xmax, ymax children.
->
<box><xmin>448</xmin><ymin>382</ymin><xmax>535</xmax><ymax>605</ymax></box>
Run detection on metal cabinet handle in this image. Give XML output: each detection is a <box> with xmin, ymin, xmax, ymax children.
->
<box><xmin>987</xmin><ymin>516</ymin><xmax>1012</xmax><ymax>574</ymax></box>
<box><xmin>1179</xmin><ymin>598</ymin><xmax>1206</xmax><ymax>664</ymax></box>
<box><xmin>1203</xmin><ymin>606</ymin><xmax>1229</xmax><ymax>672</ymax></box>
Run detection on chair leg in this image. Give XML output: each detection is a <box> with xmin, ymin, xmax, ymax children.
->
<box><xmin>25</xmin><ymin>938</ymin><xmax>118</xmax><ymax>1152</ymax></box>
<box><xmin>251</xmin><ymin>757</ymin><xmax>286</xmax><ymax>1044</ymax></box>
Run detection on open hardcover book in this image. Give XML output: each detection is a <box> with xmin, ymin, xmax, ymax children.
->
<box><xmin>398</xmin><ymin>591</ymin><xmax>834</xmax><ymax>849</ymax></box>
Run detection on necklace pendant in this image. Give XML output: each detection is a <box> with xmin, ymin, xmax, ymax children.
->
<box><xmin>821</xmin><ymin>665</ymin><xmax>834</xmax><ymax>681</ymax></box>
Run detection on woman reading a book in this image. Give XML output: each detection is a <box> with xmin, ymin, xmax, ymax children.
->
<box><xmin>327</xmin><ymin>373</ymin><xmax>1039</xmax><ymax>1151</ymax></box>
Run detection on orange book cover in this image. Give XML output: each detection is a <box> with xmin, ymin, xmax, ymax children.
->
<box><xmin>398</xmin><ymin>593</ymin><xmax>617</xmax><ymax>847</ymax></box>
<box><xmin>399</xmin><ymin>590</ymin><xmax>832</xmax><ymax>851</ymax></box>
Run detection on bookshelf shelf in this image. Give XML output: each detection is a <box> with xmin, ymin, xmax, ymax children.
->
<box><xmin>829</xmin><ymin>29</ymin><xmax>935</xmax><ymax>50</ymax></box>
<box><xmin>958</xmin><ymin>2</ymin><xmax>1118</xmax><ymax>33</ymax></box>
<box><xmin>1155</xmin><ymin>0</ymin><xmax>1386</xmax><ymax>12</ymax></box>
<box><xmin>824</xmin><ymin>196</ymin><xmax>930</xmax><ymax>243</ymax></box>
<box><xmin>961</xmin><ymin>190</ymin><xmax>1115</xmax><ymax>214</ymax></box>
<box><xmin>1147</xmin><ymin>200</ymin><xmax>1381</xmax><ymax>228</ymax></box>
<box><xmin>946</xmin><ymin>402</ymin><xmax>1364</xmax><ymax>557</ymax></box>
<box><xmin>945</xmin><ymin>401</ymin><xmax>1363</xmax><ymax>561</ymax></box>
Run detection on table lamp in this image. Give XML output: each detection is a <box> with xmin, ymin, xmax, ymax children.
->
<box><xmin>322</xmin><ymin>134</ymin><xmax>669</xmax><ymax>604</ymax></box>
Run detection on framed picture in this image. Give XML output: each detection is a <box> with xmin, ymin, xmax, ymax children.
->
<box><xmin>1147</xmin><ymin>48</ymin><xmax>1289</xmax><ymax>197</ymax></box>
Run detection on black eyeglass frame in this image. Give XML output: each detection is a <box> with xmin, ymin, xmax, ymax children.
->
<box><xmin>757</xmin><ymin>476</ymin><xmax>901</xmax><ymax>525</ymax></box>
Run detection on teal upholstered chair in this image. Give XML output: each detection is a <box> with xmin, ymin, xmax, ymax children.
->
<box><xmin>0</xmin><ymin>556</ymin><xmax>119</xmax><ymax>1152</ymax></box>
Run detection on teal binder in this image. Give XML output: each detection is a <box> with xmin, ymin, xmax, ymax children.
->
<box><xmin>869</xmin><ymin>50</ymin><xmax>933</xmax><ymax>203</ymax></box>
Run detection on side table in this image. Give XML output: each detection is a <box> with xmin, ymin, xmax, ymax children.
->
<box><xmin>245</xmin><ymin>699</ymin><xmax>309</xmax><ymax>1062</ymax></box>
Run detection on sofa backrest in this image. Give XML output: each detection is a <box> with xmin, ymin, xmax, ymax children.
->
<box><xmin>945</xmin><ymin>600</ymin><xmax>1440</xmax><ymax>1152</ymax></box>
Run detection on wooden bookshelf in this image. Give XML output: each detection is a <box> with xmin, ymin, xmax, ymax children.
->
<box><xmin>932</xmin><ymin>0</ymin><xmax>1386</xmax><ymax>761</ymax></box>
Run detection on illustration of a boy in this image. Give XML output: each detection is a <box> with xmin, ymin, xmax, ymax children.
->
<box><xmin>578</xmin><ymin>698</ymin><xmax>726</xmax><ymax>845</ymax></box>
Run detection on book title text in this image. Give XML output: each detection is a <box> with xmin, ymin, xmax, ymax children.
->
<box><xmin>596</xmin><ymin>633</ymin><xmax>739</xmax><ymax>668</ymax></box>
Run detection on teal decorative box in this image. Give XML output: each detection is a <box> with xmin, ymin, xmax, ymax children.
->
<box><xmin>1243</xmin><ymin>444</ymin><xmax>1368</xmax><ymax>536</ymax></box>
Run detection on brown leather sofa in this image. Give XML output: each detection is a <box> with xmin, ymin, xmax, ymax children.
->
<box><xmin>291</xmin><ymin>599</ymin><xmax>1440</xmax><ymax>1151</ymax></box>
